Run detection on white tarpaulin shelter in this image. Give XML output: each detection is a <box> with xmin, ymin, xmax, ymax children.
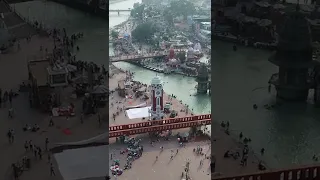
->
<box><xmin>126</xmin><ymin>102</ymin><xmax>147</xmax><ymax>110</ymax></box>
<box><xmin>126</xmin><ymin>106</ymin><xmax>151</xmax><ymax>119</ymax></box>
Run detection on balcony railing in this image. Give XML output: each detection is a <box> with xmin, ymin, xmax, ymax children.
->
<box><xmin>213</xmin><ymin>165</ymin><xmax>320</xmax><ymax>180</ymax></box>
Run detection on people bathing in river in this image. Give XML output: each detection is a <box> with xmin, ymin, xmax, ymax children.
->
<box><xmin>239</xmin><ymin>132</ymin><xmax>243</xmax><ymax>140</ymax></box>
<box><xmin>224</xmin><ymin>150</ymin><xmax>240</xmax><ymax>159</ymax></box>
<box><xmin>233</xmin><ymin>44</ymin><xmax>237</xmax><ymax>51</ymax></box>
<box><xmin>220</xmin><ymin>121</ymin><xmax>229</xmax><ymax>128</ymax></box>
<box><xmin>258</xmin><ymin>161</ymin><xmax>266</xmax><ymax>170</ymax></box>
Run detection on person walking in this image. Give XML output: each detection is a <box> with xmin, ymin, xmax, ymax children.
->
<box><xmin>45</xmin><ymin>138</ymin><xmax>49</xmax><ymax>151</ymax></box>
<box><xmin>50</xmin><ymin>163</ymin><xmax>55</xmax><ymax>176</ymax></box>
<box><xmin>48</xmin><ymin>153</ymin><xmax>51</xmax><ymax>163</ymax></box>
<box><xmin>80</xmin><ymin>113</ymin><xmax>84</xmax><ymax>124</ymax></box>
<box><xmin>98</xmin><ymin>113</ymin><xmax>101</xmax><ymax>127</ymax></box>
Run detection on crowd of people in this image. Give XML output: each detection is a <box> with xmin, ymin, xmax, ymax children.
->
<box><xmin>10</xmin><ymin>135</ymin><xmax>54</xmax><ymax>179</ymax></box>
<box><xmin>219</xmin><ymin>120</ymin><xmax>268</xmax><ymax>173</ymax></box>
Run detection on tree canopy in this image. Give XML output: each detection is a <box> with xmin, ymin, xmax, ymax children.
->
<box><xmin>169</xmin><ymin>0</ymin><xmax>196</xmax><ymax>19</ymax></box>
<box><xmin>163</xmin><ymin>8</ymin><xmax>174</xmax><ymax>26</ymax></box>
<box><xmin>176</xmin><ymin>51</ymin><xmax>186</xmax><ymax>63</ymax></box>
<box><xmin>131</xmin><ymin>22</ymin><xmax>156</xmax><ymax>43</ymax></box>
<box><xmin>130</xmin><ymin>3</ymin><xmax>145</xmax><ymax>18</ymax></box>
<box><xmin>110</xmin><ymin>30</ymin><xmax>119</xmax><ymax>39</ymax></box>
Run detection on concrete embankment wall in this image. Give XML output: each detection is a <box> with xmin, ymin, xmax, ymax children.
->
<box><xmin>52</xmin><ymin>132</ymin><xmax>109</xmax><ymax>153</ymax></box>
<box><xmin>50</xmin><ymin>0</ymin><xmax>108</xmax><ymax>20</ymax></box>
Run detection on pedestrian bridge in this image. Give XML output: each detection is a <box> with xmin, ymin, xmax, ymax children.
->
<box><xmin>109</xmin><ymin>49</ymin><xmax>188</xmax><ymax>62</ymax></box>
<box><xmin>109</xmin><ymin>114</ymin><xmax>211</xmax><ymax>138</ymax></box>
<box><xmin>109</xmin><ymin>53</ymin><xmax>166</xmax><ymax>62</ymax></box>
<box><xmin>109</xmin><ymin>9</ymin><xmax>131</xmax><ymax>12</ymax></box>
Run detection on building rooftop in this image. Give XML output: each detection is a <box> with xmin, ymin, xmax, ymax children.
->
<box><xmin>28</xmin><ymin>59</ymin><xmax>50</xmax><ymax>87</ymax></box>
<box><xmin>200</xmin><ymin>22</ymin><xmax>211</xmax><ymax>25</ymax></box>
<box><xmin>47</xmin><ymin>65</ymin><xmax>68</xmax><ymax>75</ymax></box>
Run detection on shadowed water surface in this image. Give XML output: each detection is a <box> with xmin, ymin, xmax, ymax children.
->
<box><xmin>212</xmin><ymin>41</ymin><xmax>320</xmax><ymax>168</ymax></box>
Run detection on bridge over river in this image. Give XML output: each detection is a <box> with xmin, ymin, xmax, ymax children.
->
<box><xmin>109</xmin><ymin>9</ymin><xmax>131</xmax><ymax>12</ymax></box>
<box><xmin>109</xmin><ymin>49</ymin><xmax>187</xmax><ymax>62</ymax></box>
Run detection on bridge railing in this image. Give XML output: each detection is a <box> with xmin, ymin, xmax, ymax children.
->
<box><xmin>109</xmin><ymin>119</ymin><xmax>211</xmax><ymax>138</ymax></box>
<box><xmin>110</xmin><ymin>53</ymin><xmax>166</xmax><ymax>60</ymax></box>
<box><xmin>213</xmin><ymin>165</ymin><xmax>320</xmax><ymax>180</ymax></box>
<box><xmin>109</xmin><ymin>114</ymin><xmax>211</xmax><ymax>132</ymax></box>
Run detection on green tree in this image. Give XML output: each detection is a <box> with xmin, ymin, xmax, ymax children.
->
<box><xmin>110</xmin><ymin>30</ymin><xmax>119</xmax><ymax>39</ymax></box>
<box><xmin>131</xmin><ymin>22</ymin><xmax>156</xmax><ymax>43</ymax></box>
<box><xmin>163</xmin><ymin>8</ymin><xmax>174</xmax><ymax>26</ymax></box>
<box><xmin>177</xmin><ymin>51</ymin><xmax>186</xmax><ymax>63</ymax></box>
<box><xmin>133</xmin><ymin>2</ymin><xmax>140</xmax><ymax>9</ymax></box>
<box><xmin>162</xmin><ymin>36</ymin><xmax>169</xmax><ymax>41</ymax></box>
<box><xmin>130</xmin><ymin>4</ymin><xmax>145</xmax><ymax>19</ymax></box>
<box><xmin>169</xmin><ymin>0</ymin><xmax>196</xmax><ymax>19</ymax></box>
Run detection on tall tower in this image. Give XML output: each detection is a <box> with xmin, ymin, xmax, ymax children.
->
<box><xmin>268</xmin><ymin>7</ymin><xmax>315</xmax><ymax>101</ymax></box>
<box><xmin>150</xmin><ymin>76</ymin><xmax>164</xmax><ymax>120</ymax></box>
<box><xmin>169</xmin><ymin>48</ymin><xmax>175</xmax><ymax>59</ymax></box>
<box><xmin>196</xmin><ymin>63</ymin><xmax>209</xmax><ymax>94</ymax></box>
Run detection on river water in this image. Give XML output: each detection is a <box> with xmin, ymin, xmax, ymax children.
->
<box><xmin>12</xmin><ymin>0</ymin><xmax>320</xmax><ymax>169</ymax></box>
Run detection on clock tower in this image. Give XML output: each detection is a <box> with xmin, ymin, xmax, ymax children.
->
<box><xmin>150</xmin><ymin>76</ymin><xmax>164</xmax><ymax>120</ymax></box>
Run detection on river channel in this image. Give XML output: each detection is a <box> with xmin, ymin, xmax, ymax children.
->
<box><xmin>12</xmin><ymin>0</ymin><xmax>320</xmax><ymax>169</ymax></box>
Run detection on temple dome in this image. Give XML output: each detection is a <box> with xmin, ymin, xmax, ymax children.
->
<box><xmin>194</xmin><ymin>43</ymin><xmax>202</xmax><ymax>51</ymax></box>
<box><xmin>168</xmin><ymin>58</ymin><xmax>179</xmax><ymax>64</ymax></box>
<box><xmin>277</xmin><ymin>8</ymin><xmax>312</xmax><ymax>51</ymax></box>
